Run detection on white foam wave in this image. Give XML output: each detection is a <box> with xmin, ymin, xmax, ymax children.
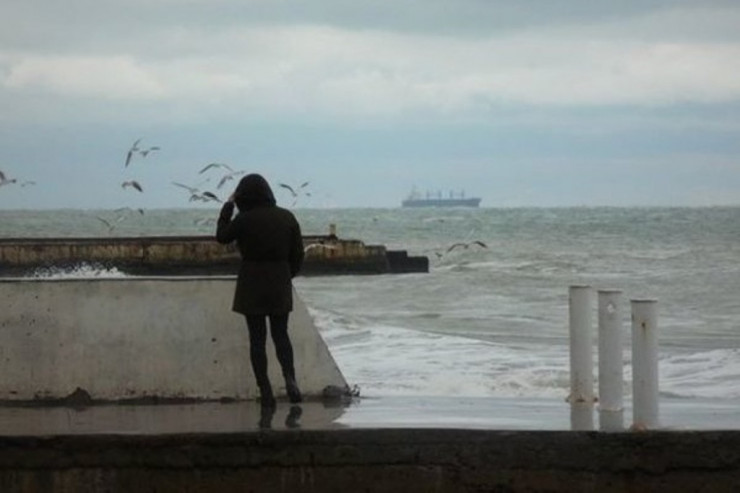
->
<box><xmin>310</xmin><ymin>306</ymin><xmax>740</xmax><ymax>402</ymax></box>
<box><xmin>310</xmin><ymin>307</ymin><xmax>571</xmax><ymax>399</ymax></box>
<box><xmin>654</xmin><ymin>349</ymin><xmax>740</xmax><ymax>400</ymax></box>
<box><xmin>28</xmin><ymin>263</ymin><xmax>128</xmax><ymax>279</ymax></box>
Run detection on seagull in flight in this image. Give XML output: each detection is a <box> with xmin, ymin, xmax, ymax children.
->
<box><xmin>198</xmin><ymin>163</ymin><xmax>246</xmax><ymax>189</ymax></box>
<box><xmin>0</xmin><ymin>170</ymin><xmax>18</xmax><ymax>187</ymax></box>
<box><xmin>279</xmin><ymin>181</ymin><xmax>310</xmax><ymax>197</ymax></box>
<box><xmin>199</xmin><ymin>163</ymin><xmax>234</xmax><ymax>174</ymax></box>
<box><xmin>121</xmin><ymin>180</ymin><xmax>143</xmax><ymax>192</ymax></box>
<box><xmin>96</xmin><ymin>216</ymin><xmax>116</xmax><ymax>233</ymax></box>
<box><xmin>446</xmin><ymin>240</ymin><xmax>488</xmax><ymax>253</ymax></box>
<box><xmin>125</xmin><ymin>138</ymin><xmax>160</xmax><ymax>166</ymax></box>
<box><xmin>279</xmin><ymin>181</ymin><xmax>311</xmax><ymax>206</ymax></box>
<box><xmin>138</xmin><ymin>146</ymin><xmax>160</xmax><ymax>158</ymax></box>
<box><xmin>172</xmin><ymin>181</ymin><xmax>220</xmax><ymax>203</ymax></box>
<box><xmin>125</xmin><ymin>138</ymin><xmax>142</xmax><ymax>167</ymax></box>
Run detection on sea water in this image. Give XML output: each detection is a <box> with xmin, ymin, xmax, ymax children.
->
<box><xmin>2</xmin><ymin>207</ymin><xmax>739</xmax><ymax>405</ymax></box>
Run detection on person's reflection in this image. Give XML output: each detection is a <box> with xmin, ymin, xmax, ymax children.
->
<box><xmin>285</xmin><ymin>405</ymin><xmax>302</xmax><ymax>429</ymax></box>
<box><xmin>259</xmin><ymin>405</ymin><xmax>276</xmax><ymax>430</ymax></box>
<box><xmin>258</xmin><ymin>405</ymin><xmax>302</xmax><ymax>429</ymax></box>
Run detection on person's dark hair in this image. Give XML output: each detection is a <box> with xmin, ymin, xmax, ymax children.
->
<box><xmin>234</xmin><ymin>174</ymin><xmax>277</xmax><ymax>211</ymax></box>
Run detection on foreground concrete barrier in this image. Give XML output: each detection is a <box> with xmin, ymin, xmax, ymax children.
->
<box><xmin>1</xmin><ymin>429</ymin><xmax>740</xmax><ymax>492</ymax></box>
<box><xmin>0</xmin><ymin>277</ymin><xmax>347</xmax><ymax>402</ymax></box>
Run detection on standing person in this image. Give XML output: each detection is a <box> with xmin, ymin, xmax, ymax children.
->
<box><xmin>216</xmin><ymin>173</ymin><xmax>305</xmax><ymax>408</ymax></box>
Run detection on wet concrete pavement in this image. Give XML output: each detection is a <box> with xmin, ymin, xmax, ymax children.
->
<box><xmin>1</xmin><ymin>395</ymin><xmax>739</xmax><ymax>436</ymax></box>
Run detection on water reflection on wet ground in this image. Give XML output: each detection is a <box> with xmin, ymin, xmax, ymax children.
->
<box><xmin>1</xmin><ymin>396</ymin><xmax>739</xmax><ymax>436</ymax></box>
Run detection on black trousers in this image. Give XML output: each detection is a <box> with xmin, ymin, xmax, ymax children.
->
<box><xmin>245</xmin><ymin>314</ymin><xmax>295</xmax><ymax>391</ymax></box>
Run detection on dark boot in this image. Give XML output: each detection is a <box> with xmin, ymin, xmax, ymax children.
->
<box><xmin>284</xmin><ymin>375</ymin><xmax>302</xmax><ymax>404</ymax></box>
<box><xmin>259</xmin><ymin>384</ymin><xmax>276</xmax><ymax>409</ymax></box>
<box><xmin>259</xmin><ymin>404</ymin><xmax>275</xmax><ymax>429</ymax></box>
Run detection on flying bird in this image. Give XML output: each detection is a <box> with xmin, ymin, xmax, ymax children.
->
<box><xmin>96</xmin><ymin>216</ymin><xmax>115</xmax><ymax>233</ymax></box>
<box><xmin>114</xmin><ymin>206</ymin><xmax>145</xmax><ymax>216</ymax></box>
<box><xmin>172</xmin><ymin>181</ymin><xmax>200</xmax><ymax>194</ymax></box>
<box><xmin>216</xmin><ymin>170</ymin><xmax>247</xmax><ymax>189</ymax></box>
<box><xmin>446</xmin><ymin>240</ymin><xmax>488</xmax><ymax>253</ymax></box>
<box><xmin>172</xmin><ymin>181</ymin><xmax>220</xmax><ymax>203</ymax></box>
<box><xmin>279</xmin><ymin>181</ymin><xmax>311</xmax><ymax>206</ymax></box>
<box><xmin>0</xmin><ymin>170</ymin><xmax>18</xmax><ymax>187</ymax></box>
<box><xmin>199</xmin><ymin>163</ymin><xmax>234</xmax><ymax>174</ymax></box>
<box><xmin>200</xmin><ymin>191</ymin><xmax>221</xmax><ymax>203</ymax></box>
<box><xmin>121</xmin><ymin>180</ymin><xmax>143</xmax><ymax>192</ymax></box>
<box><xmin>125</xmin><ymin>138</ymin><xmax>142</xmax><ymax>167</ymax></box>
<box><xmin>138</xmin><ymin>146</ymin><xmax>160</xmax><ymax>158</ymax></box>
<box><xmin>279</xmin><ymin>181</ymin><xmax>310</xmax><ymax>197</ymax></box>
<box><xmin>198</xmin><ymin>163</ymin><xmax>246</xmax><ymax>189</ymax></box>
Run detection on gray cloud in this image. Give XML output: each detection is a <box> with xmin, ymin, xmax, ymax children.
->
<box><xmin>2</xmin><ymin>0</ymin><xmax>740</xmax><ymax>208</ymax></box>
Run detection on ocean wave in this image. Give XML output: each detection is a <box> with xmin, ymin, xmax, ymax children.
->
<box><xmin>28</xmin><ymin>263</ymin><xmax>128</xmax><ymax>279</ymax></box>
<box><xmin>310</xmin><ymin>305</ymin><xmax>740</xmax><ymax>401</ymax></box>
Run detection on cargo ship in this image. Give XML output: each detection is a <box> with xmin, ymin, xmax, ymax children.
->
<box><xmin>401</xmin><ymin>189</ymin><xmax>481</xmax><ymax>208</ymax></box>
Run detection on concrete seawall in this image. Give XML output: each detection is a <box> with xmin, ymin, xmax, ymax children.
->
<box><xmin>0</xmin><ymin>277</ymin><xmax>347</xmax><ymax>403</ymax></box>
<box><xmin>2</xmin><ymin>429</ymin><xmax>740</xmax><ymax>492</ymax></box>
<box><xmin>0</xmin><ymin>235</ymin><xmax>429</xmax><ymax>276</ymax></box>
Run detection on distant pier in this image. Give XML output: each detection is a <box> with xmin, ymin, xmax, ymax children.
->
<box><xmin>0</xmin><ymin>234</ymin><xmax>428</xmax><ymax>277</ymax></box>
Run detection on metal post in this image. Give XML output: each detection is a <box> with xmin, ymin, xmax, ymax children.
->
<box><xmin>569</xmin><ymin>286</ymin><xmax>594</xmax><ymax>430</ymax></box>
<box><xmin>569</xmin><ymin>285</ymin><xmax>594</xmax><ymax>404</ymax></box>
<box><xmin>598</xmin><ymin>290</ymin><xmax>624</xmax><ymax>431</ymax></box>
<box><xmin>631</xmin><ymin>299</ymin><xmax>659</xmax><ymax>430</ymax></box>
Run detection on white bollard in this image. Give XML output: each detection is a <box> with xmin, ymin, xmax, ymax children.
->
<box><xmin>569</xmin><ymin>286</ymin><xmax>594</xmax><ymax>405</ymax></box>
<box><xmin>598</xmin><ymin>290</ymin><xmax>624</xmax><ymax>431</ymax></box>
<box><xmin>631</xmin><ymin>299</ymin><xmax>659</xmax><ymax>430</ymax></box>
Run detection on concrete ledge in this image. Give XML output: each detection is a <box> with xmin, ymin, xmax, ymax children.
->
<box><xmin>0</xmin><ymin>235</ymin><xmax>429</xmax><ymax>276</ymax></box>
<box><xmin>0</xmin><ymin>277</ymin><xmax>347</xmax><ymax>402</ymax></box>
<box><xmin>1</xmin><ymin>430</ymin><xmax>740</xmax><ymax>492</ymax></box>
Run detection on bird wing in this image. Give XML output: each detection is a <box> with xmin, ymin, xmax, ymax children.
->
<box><xmin>199</xmin><ymin>163</ymin><xmax>232</xmax><ymax>174</ymax></box>
<box><xmin>472</xmin><ymin>240</ymin><xmax>488</xmax><ymax>249</ymax></box>
<box><xmin>172</xmin><ymin>181</ymin><xmax>197</xmax><ymax>193</ymax></box>
<box><xmin>279</xmin><ymin>183</ymin><xmax>297</xmax><ymax>196</ymax></box>
<box><xmin>202</xmin><ymin>191</ymin><xmax>221</xmax><ymax>202</ymax></box>
<box><xmin>125</xmin><ymin>150</ymin><xmax>134</xmax><ymax>167</ymax></box>
<box><xmin>446</xmin><ymin>243</ymin><xmax>466</xmax><ymax>253</ymax></box>
<box><xmin>96</xmin><ymin>217</ymin><xmax>112</xmax><ymax>229</ymax></box>
<box><xmin>217</xmin><ymin>175</ymin><xmax>234</xmax><ymax>189</ymax></box>
<box><xmin>299</xmin><ymin>181</ymin><xmax>310</xmax><ymax>189</ymax></box>
<box><xmin>0</xmin><ymin>171</ymin><xmax>5</xmax><ymax>181</ymax></box>
<box><xmin>132</xmin><ymin>181</ymin><xmax>143</xmax><ymax>192</ymax></box>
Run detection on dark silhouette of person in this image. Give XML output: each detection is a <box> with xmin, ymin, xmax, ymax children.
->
<box><xmin>216</xmin><ymin>173</ymin><xmax>304</xmax><ymax>408</ymax></box>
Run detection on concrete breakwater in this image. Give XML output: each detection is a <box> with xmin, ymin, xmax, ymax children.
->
<box><xmin>2</xmin><ymin>429</ymin><xmax>740</xmax><ymax>492</ymax></box>
<box><xmin>0</xmin><ymin>234</ymin><xmax>428</xmax><ymax>277</ymax></box>
<box><xmin>0</xmin><ymin>277</ymin><xmax>347</xmax><ymax>403</ymax></box>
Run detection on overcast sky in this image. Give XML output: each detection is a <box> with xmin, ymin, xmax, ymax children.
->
<box><xmin>1</xmin><ymin>0</ymin><xmax>740</xmax><ymax>209</ymax></box>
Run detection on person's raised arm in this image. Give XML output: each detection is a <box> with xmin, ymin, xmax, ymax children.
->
<box><xmin>215</xmin><ymin>194</ymin><xmax>237</xmax><ymax>244</ymax></box>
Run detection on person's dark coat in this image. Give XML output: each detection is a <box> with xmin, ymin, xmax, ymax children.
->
<box><xmin>216</xmin><ymin>174</ymin><xmax>304</xmax><ymax>315</ymax></box>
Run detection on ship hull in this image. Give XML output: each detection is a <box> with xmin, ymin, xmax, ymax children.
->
<box><xmin>402</xmin><ymin>198</ymin><xmax>481</xmax><ymax>208</ymax></box>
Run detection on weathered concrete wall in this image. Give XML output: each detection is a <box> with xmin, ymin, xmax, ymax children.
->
<box><xmin>0</xmin><ymin>235</ymin><xmax>428</xmax><ymax>276</ymax></box>
<box><xmin>1</xmin><ymin>430</ymin><xmax>740</xmax><ymax>492</ymax></box>
<box><xmin>0</xmin><ymin>277</ymin><xmax>347</xmax><ymax>402</ymax></box>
